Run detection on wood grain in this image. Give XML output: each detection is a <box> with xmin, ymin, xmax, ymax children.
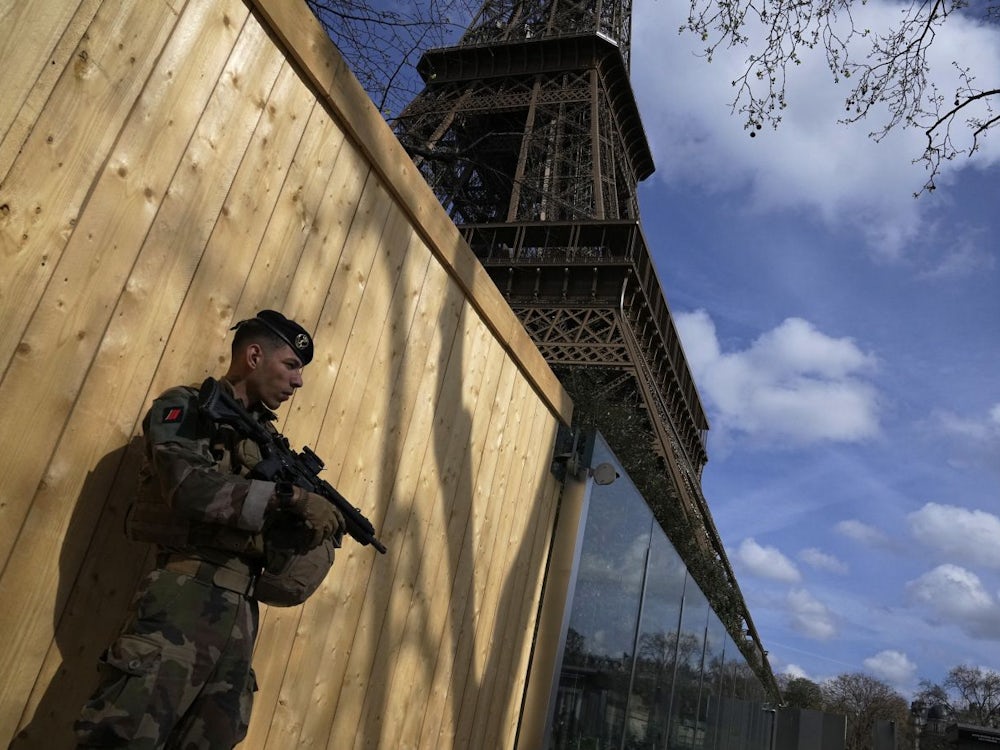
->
<box><xmin>3</xmin><ymin>3</ymin><xmax>572</xmax><ymax>747</ymax></box>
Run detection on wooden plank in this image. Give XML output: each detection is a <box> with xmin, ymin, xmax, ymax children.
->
<box><xmin>0</xmin><ymin>0</ymin><xmax>102</xmax><ymax>181</ymax></box>
<box><xmin>229</xmin><ymin>106</ymin><xmax>354</xmax><ymax>340</ymax></box>
<box><xmin>449</xmin><ymin>375</ymin><xmax>544</xmax><ymax>749</ymax></box>
<box><xmin>417</xmin><ymin>357</ymin><xmax>522</xmax><ymax>749</ymax></box>
<box><xmin>245</xmin><ymin>10</ymin><xmax>567</xmax><ymax>435</ymax></box>
<box><xmin>360</xmin><ymin>333</ymin><xmax>510</xmax><ymax>750</ymax></box>
<box><xmin>271</xmin><ymin>203</ymin><xmax>420</xmax><ymax>745</ymax></box>
<box><xmin>0</xmin><ymin>0</ymin><xmax>245</xmax><ymax>584</ymax></box>
<box><xmin>38</xmin><ymin>60</ymin><xmax>321</xmax><ymax>744</ymax></box>
<box><xmin>249</xmin><ymin>239</ymin><xmax>441</xmax><ymax>748</ymax></box>
<box><xmin>249</xmin><ymin>231</ymin><xmax>440</xmax><ymax>746</ymax></box>
<box><xmin>494</xmin><ymin>468</ymin><xmax>563</xmax><ymax>745</ymax></box>
<box><xmin>313</xmin><ymin>229</ymin><xmax>435</xmax><ymax>750</ymax></box>
<box><xmin>0</xmin><ymin>0</ymin><xmax>188</xmax><ymax>374</ymax></box>
<box><xmin>0</xmin><ymin>2</ymin><xmax>576</xmax><ymax>748</ymax></box>
<box><xmin>515</xmin><ymin>465</ymin><xmax>591</xmax><ymax>750</ymax></box>
<box><xmin>294</xmin><ymin>286</ymin><xmax>480</xmax><ymax>747</ymax></box>
<box><xmin>472</xmin><ymin>407</ymin><xmax>561</xmax><ymax>748</ymax></box>
<box><xmin>306</xmin><ymin>183</ymin><xmax>403</xmax><ymax>479</ymax></box>
<box><xmin>271</xmin><ymin>119</ymin><xmax>363</xmax><ymax>343</ymax></box>
<box><xmin>370</xmin><ymin>275</ymin><xmax>499</xmax><ymax>750</ymax></box>
<box><xmin>413</xmin><ymin>360</ymin><xmax>526</xmax><ymax>748</ymax></box>
<box><xmin>0</xmin><ymin>0</ymin><xmax>229</xmax><ymax>575</ymax></box>
<box><xmin>439</xmin><ymin>372</ymin><xmax>536</xmax><ymax>749</ymax></box>
<box><xmin>31</xmin><ymin>42</ymin><xmax>333</xmax><ymax>749</ymax></box>
<box><xmin>251</xmin><ymin>212</ymin><xmax>430</xmax><ymax>750</ymax></box>
<box><xmin>0</xmin><ymin>8</ymin><xmax>288</xmax><ymax>742</ymax></box>
<box><xmin>8</xmin><ymin>448</ymin><xmax>155</xmax><ymax>748</ymax></box>
<box><xmin>327</xmin><ymin>228</ymin><xmax>434</xmax><ymax>555</ymax></box>
<box><xmin>94</xmin><ymin>9</ymin><xmax>288</xmax><ymax>401</ymax></box>
<box><xmin>274</xmin><ymin>266</ymin><xmax>468</xmax><ymax>747</ymax></box>
<box><xmin>10</xmin><ymin>31</ymin><xmax>314</xmax><ymax>750</ymax></box>
<box><xmin>309</xmin><ymin>212</ymin><xmax>423</xmax><ymax>508</ymax></box>
<box><xmin>281</xmin><ymin>171</ymin><xmax>394</xmax><ymax>454</ymax></box>
<box><xmin>252</xmin><ymin>177</ymin><xmax>398</xmax><ymax>746</ymax></box>
<box><xmin>0</xmin><ymin>0</ymin><xmax>84</xmax><ymax>138</ymax></box>
<box><xmin>145</xmin><ymin>61</ymin><xmax>320</xmax><ymax>399</ymax></box>
<box><xmin>241</xmin><ymin>109</ymin><xmax>370</xmax><ymax>745</ymax></box>
<box><xmin>345</xmin><ymin>253</ymin><xmax>463</xmax><ymax>548</ymax></box>
<box><xmin>334</xmin><ymin>306</ymin><xmax>497</xmax><ymax>748</ymax></box>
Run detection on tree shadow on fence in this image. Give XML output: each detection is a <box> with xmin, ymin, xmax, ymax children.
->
<box><xmin>351</xmin><ymin>246</ymin><xmax>560</xmax><ymax>747</ymax></box>
<box><xmin>431</xmin><ymin>301</ymin><xmax>557</xmax><ymax>748</ymax></box>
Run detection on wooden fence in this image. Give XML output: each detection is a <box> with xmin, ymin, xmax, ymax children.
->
<box><xmin>0</xmin><ymin>0</ymin><xmax>573</xmax><ymax>747</ymax></box>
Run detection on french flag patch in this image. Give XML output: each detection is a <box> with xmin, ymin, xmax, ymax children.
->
<box><xmin>162</xmin><ymin>406</ymin><xmax>184</xmax><ymax>424</ymax></box>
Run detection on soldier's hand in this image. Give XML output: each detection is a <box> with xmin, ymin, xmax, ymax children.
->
<box><xmin>286</xmin><ymin>487</ymin><xmax>346</xmax><ymax>550</ymax></box>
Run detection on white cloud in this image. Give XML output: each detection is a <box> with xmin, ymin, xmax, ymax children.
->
<box><xmin>787</xmin><ymin>588</ymin><xmax>837</xmax><ymax>639</ymax></box>
<box><xmin>578</xmin><ymin>532</ymin><xmax>653</xmax><ymax>589</ymax></box>
<box><xmin>673</xmin><ymin>309</ymin><xmax>721</xmax><ymax>374</ymax></box>
<box><xmin>836</xmin><ymin>519</ymin><xmax>889</xmax><ymax>546</ymax></box>
<box><xmin>799</xmin><ymin>547</ymin><xmax>849</xmax><ymax>575</ymax></box>
<box><xmin>676</xmin><ymin>311</ymin><xmax>879</xmax><ymax>446</ymax></box>
<box><xmin>737</xmin><ymin>538</ymin><xmax>802</xmax><ymax>582</ymax></box>
<box><xmin>907</xmin><ymin>564</ymin><xmax>1000</xmax><ymax>639</ymax></box>
<box><xmin>929</xmin><ymin>405</ymin><xmax>1000</xmax><ymax>470</ymax></box>
<box><xmin>918</xmin><ymin>226</ymin><xmax>997</xmax><ymax>279</ymax></box>
<box><xmin>934</xmin><ymin>410</ymin><xmax>999</xmax><ymax>441</ymax></box>
<box><xmin>864</xmin><ymin>650</ymin><xmax>917</xmax><ymax>685</ymax></box>
<box><xmin>632</xmin><ymin>0</ymin><xmax>1000</xmax><ymax>263</ymax></box>
<box><xmin>909</xmin><ymin>503</ymin><xmax>1000</xmax><ymax>568</ymax></box>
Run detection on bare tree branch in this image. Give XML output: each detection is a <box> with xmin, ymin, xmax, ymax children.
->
<box><xmin>305</xmin><ymin>0</ymin><xmax>476</xmax><ymax>117</ymax></box>
<box><xmin>682</xmin><ymin>0</ymin><xmax>1000</xmax><ymax>193</ymax></box>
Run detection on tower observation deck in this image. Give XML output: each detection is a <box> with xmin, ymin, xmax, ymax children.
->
<box><xmin>393</xmin><ymin>0</ymin><xmax>774</xmax><ymax>688</ymax></box>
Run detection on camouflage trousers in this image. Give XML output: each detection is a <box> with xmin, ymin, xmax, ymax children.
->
<box><xmin>75</xmin><ymin>567</ymin><xmax>259</xmax><ymax>749</ymax></box>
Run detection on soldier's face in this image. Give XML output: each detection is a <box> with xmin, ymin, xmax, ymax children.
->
<box><xmin>248</xmin><ymin>343</ymin><xmax>304</xmax><ymax>409</ymax></box>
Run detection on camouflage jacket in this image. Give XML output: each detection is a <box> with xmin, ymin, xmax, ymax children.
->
<box><xmin>127</xmin><ymin>381</ymin><xmax>279</xmax><ymax>559</ymax></box>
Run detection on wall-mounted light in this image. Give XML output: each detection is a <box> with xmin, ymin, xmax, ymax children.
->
<box><xmin>590</xmin><ymin>462</ymin><xmax>619</xmax><ymax>486</ymax></box>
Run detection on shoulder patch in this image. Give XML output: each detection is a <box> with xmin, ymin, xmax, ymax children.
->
<box><xmin>145</xmin><ymin>387</ymin><xmax>203</xmax><ymax>447</ymax></box>
<box><xmin>162</xmin><ymin>406</ymin><xmax>185</xmax><ymax>424</ymax></box>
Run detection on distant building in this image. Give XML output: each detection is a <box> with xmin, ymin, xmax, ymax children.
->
<box><xmin>947</xmin><ymin>723</ymin><xmax>1000</xmax><ymax>749</ymax></box>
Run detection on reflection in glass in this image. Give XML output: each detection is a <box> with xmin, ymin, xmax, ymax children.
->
<box><xmin>551</xmin><ymin>438</ymin><xmax>652</xmax><ymax>749</ymax></box>
<box><xmin>701</xmin><ymin>610</ymin><xmax>728</xmax><ymax>748</ymax></box>
<box><xmin>624</xmin><ymin>531</ymin><xmax>686</xmax><ymax>749</ymax></box>
<box><xmin>668</xmin><ymin>578</ymin><xmax>708</xmax><ymax>749</ymax></box>
<box><xmin>546</xmin><ymin>434</ymin><xmax>772</xmax><ymax>750</ymax></box>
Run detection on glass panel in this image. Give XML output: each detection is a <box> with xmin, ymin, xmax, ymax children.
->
<box><xmin>668</xmin><ymin>577</ymin><xmax>709</xmax><ymax>749</ymax></box>
<box><xmin>701</xmin><ymin>611</ymin><xmax>727</xmax><ymax>750</ymax></box>
<box><xmin>544</xmin><ymin>430</ymin><xmax>774</xmax><ymax>750</ymax></box>
<box><xmin>714</xmin><ymin>637</ymin><xmax>737</xmax><ymax>750</ymax></box>
<box><xmin>716</xmin><ymin>642</ymin><xmax>773</xmax><ymax>750</ymax></box>
<box><xmin>550</xmin><ymin>436</ymin><xmax>653</xmax><ymax>750</ymax></box>
<box><xmin>624</xmin><ymin>529</ymin><xmax>687</xmax><ymax>749</ymax></box>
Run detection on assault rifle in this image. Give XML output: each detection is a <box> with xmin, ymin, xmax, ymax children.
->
<box><xmin>198</xmin><ymin>377</ymin><xmax>387</xmax><ymax>554</ymax></box>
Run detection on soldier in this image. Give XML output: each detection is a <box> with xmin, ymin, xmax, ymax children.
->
<box><xmin>76</xmin><ymin>310</ymin><xmax>345</xmax><ymax>749</ymax></box>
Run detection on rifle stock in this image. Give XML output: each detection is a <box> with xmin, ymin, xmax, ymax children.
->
<box><xmin>198</xmin><ymin>377</ymin><xmax>387</xmax><ymax>554</ymax></box>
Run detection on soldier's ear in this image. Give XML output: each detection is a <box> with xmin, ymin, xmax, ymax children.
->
<box><xmin>245</xmin><ymin>342</ymin><xmax>264</xmax><ymax>370</ymax></box>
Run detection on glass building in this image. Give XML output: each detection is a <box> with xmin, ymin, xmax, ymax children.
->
<box><xmin>545</xmin><ymin>434</ymin><xmax>773</xmax><ymax>750</ymax></box>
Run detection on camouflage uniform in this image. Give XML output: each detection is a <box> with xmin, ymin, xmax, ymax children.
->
<box><xmin>76</xmin><ymin>383</ymin><xmax>279</xmax><ymax>749</ymax></box>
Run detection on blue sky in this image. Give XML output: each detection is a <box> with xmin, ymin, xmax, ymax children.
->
<box><xmin>630</xmin><ymin>0</ymin><xmax>1000</xmax><ymax>694</ymax></box>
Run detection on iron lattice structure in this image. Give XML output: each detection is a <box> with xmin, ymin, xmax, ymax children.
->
<box><xmin>393</xmin><ymin>0</ymin><xmax>776</xmax><ymax>694</ymax></box>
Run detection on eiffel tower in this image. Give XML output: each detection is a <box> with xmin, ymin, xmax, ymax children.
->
<box><xmin>393</xmin><ymin>0</ymin><xmax>758</xmax><ymax>653</ymax></box>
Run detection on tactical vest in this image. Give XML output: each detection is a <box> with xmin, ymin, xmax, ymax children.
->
<box><xmin>126</xmin><ymin>385</ymin><xmax>268</xmax><ymax>559</ymax></box>
<box><xmin>126</xmin><ymin>384</ymin><xmax>336</xmax><ymax>606</ymax></box>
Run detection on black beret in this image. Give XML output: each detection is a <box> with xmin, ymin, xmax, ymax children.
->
<box><xmin>232</xmin><ymin>310</ymin><xmax>314</xmax><ymax>365</ymax></box>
